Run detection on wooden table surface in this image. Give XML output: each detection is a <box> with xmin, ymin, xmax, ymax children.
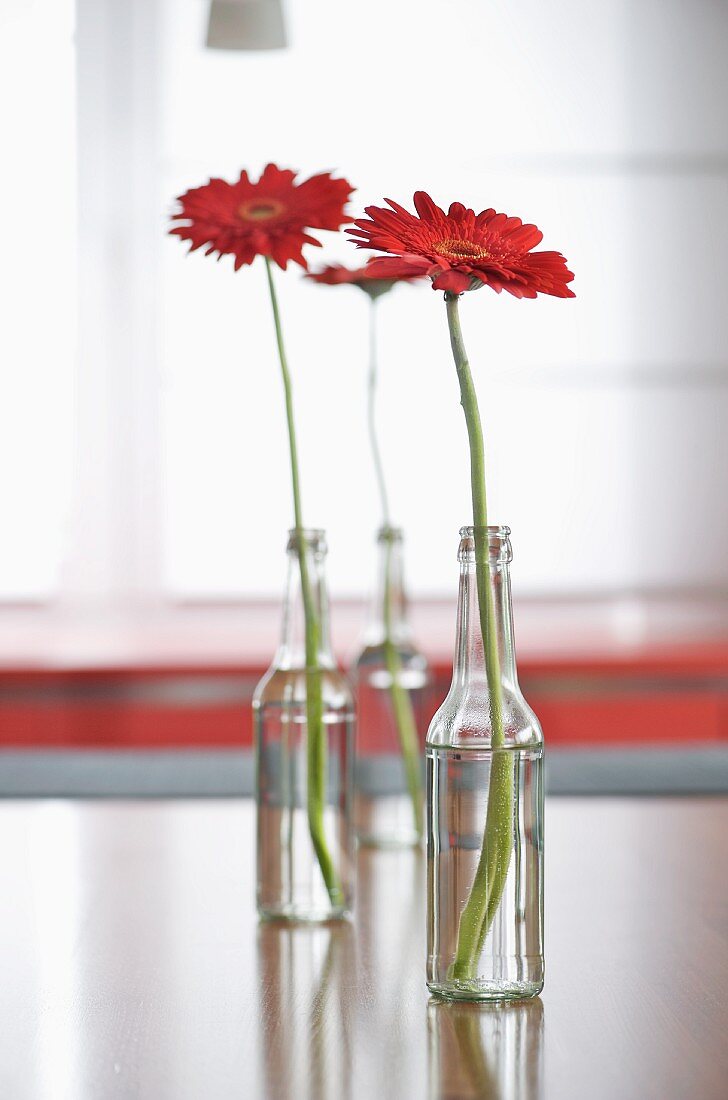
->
<box><xmin>2</xmin><ymin>797</ymin><xmax>727</xmax><ymax>1100</ymax></box>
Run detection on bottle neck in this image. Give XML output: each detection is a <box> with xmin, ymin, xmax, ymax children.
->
<box><xmin>451</xmin><ymin>527</ymin><xmax>519</xmax><ymax>691</ymax></box>
<box><xmin>276</xmin><ymin>530</ymin><xmax>335</xmax><ymax>669</ymax></box>
<box><xmin>365</xmin><ymin>527</ymin><xmax>411</xmax><ymax>646</ymax></box>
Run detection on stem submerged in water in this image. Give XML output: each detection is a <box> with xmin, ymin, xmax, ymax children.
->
<box><xmin>367</xmin><ymin>299</ymin><xmax>423</xmax><ymax>839</ymax></box>
<box><xmin>264</xmin><ymin>258</ymin><xmax>342</xmax><ymax>906</ymax></box>
<box><xmin>444</xmin><ymin>292</ymin><xmax>515</xmax><ymax>981</ymax></box>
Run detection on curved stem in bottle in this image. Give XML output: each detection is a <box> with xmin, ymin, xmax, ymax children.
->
<box><xmin>264</xmin><ymin>258</ymin><xmax>341</xmax><ymax>906</ymax></box>
<box><xmin>368</xmin><ymin>299</ymin><xmax>423</xmax><ymax>838</ymax></box>
<box><xmin>444</xmin><ymin>292</ymin><xmax>515</xmax><ymax>981</ymax></box>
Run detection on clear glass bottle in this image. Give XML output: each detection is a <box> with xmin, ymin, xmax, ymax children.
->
<box><xmin>427</xmin><ymin>526</ymin><xmax>544</xmax><ymax>1001</ymax></box>
<box><xmin>353</xmin><ymin>526</ymin><xmax>431</xmax><ymax>848</ymax></box>
<box><xmin>254</xmin><ymin>529</ymin><xmax>354</xmax><ymax>921</ymax></box>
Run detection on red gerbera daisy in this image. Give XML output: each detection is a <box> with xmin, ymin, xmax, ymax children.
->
<box><xmin>306</xmin><ymin>261</ymin><xmax>421</xmax><ymax>299</ymax></box>
<box><xmin>170</xmin><ymin>163</ymin><xmax>354</xmax><ymax>271</ymax></box>
<box><xmin>349</xmin><ymin>191</ymin><xmax>575</xmax><ymax>298</ymax></box>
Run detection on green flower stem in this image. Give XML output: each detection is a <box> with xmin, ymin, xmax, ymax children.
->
<box><xmin>366</xmin><ymin>299</ymin><xmax>391</xmax><ymax>529</ymax></box>
<box><xmin>444</xmin><ymin>292</ymin><xmax>515</xmax><ymax>981</ymax></box>
<box><xmin>367</xmin><ymin>299</ymin><xmax>423</xmax><ymax>838</ymax></box>
<box><xmin>264</xmin><ymin>258</ymin><xmax>341</xmax><ymax>906</ymax></box>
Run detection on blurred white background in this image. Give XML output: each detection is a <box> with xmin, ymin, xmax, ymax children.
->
<box><xmin>2</xmin><ymin>0</ymin><xmax>727</xmax><ymax>616</ymax></box>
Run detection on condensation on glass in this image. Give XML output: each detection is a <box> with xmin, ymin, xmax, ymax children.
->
<box><xmin>254</xmin><ymin>529</ymin><xmax>354</xmax><ymax>921</ymax></box>
<box><xmin>427</xmin><ymin>526</ymin><xmax>544</xmax><ymax>1001</ymax></box>
<box><xmin>353</xmin><ymin>526</ymin><xmax>431</xmax><ymax>848</ymax></box>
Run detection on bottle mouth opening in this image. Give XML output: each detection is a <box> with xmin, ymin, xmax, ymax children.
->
<box><xmin>377</xmin><ymin>525</ymin><xmax>404</xmax><ymax>543</ymax></box>
<box><xmin>458</xmin><ymin>525</ymin><xmax>512</xmax><ymax>563</ymax></box>
<box><xmin>286</xmin><ymin>527</ymin><xmax>327</xmax><ymax>553</ymax></box>
<box><xmin>459</xmin><ymin>525</ymin><xmax>511</xmax><ymax>538</ymax></box>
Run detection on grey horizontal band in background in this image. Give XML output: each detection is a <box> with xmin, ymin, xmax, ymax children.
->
<box><xmin>1</xmin><ymin>747</ymin><xmax>728</xmax><ymax>798</ymax></box>
<box><xmin>0</xmin><ymin>750</ymin><xmax>254</xmax><ymax>798</ymax></box>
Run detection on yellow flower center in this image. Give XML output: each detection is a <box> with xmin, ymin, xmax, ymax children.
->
<box><xmin>238</xmin><ymin>198</ymin><xmax>285</xmax><ymax>222</ymax></box>
<box><xmin>432</xmin><ymin>237</ymin><xmax>490</xmax><ymax>262</ymax></box>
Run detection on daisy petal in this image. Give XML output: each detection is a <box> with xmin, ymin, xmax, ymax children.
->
<box><xmin>348</xmin><ymin>191</ymin><xmax>575</xmax><ymax>299</ymax></box>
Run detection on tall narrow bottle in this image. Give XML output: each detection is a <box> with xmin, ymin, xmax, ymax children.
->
<box><xmin>427</xmin><ymin>526</ymin><xmax>544</xmax><ymax>1000</ymax></box>
<box><xmin>254</xmin><ymin>529</ymin><xmax>355</xmax><ymax>921</ymax></box>
<box><xmin>353</xmin><ymin>526</ymin><xmax>431</xmax><ymax>847</ymax></box>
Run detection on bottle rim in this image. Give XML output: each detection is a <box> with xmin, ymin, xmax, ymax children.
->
<box><xmin>459</xmin><ymin>524</ymin><xmax>511</xmax><ymax>538</ymax></box>
<box><xmin>458</xmin><ymin>525</ymin><xmax>512</xmax><ymax>563</ymax></box>
<box><xmin>286</xmin><ymin>527</ymin><xmax>327</xmax><ymax>553</ymax></box>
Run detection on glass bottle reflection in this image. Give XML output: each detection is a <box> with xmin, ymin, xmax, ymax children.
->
<box><xmin>355</xmin><ymin>845</ymin><xmax>426</xmax><ymax>1095</ymax></box>
<box><xmin>428</xmin><ymin>998</ymin><xmax>543</xmax><ymax>1100</ymax></box>
<box><xmin>257</xmin><ymin>922</ymin><xmax>354</xmax><ymax>1100</ymax></box>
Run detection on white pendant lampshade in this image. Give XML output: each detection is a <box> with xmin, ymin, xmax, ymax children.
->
<box><xmin>206</xmin><ymin>0</ymin><xmax>287</xmax><ymax>51</ymax></box>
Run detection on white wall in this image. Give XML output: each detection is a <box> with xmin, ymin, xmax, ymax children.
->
<box><xmin>0</xmin><ymin>0</ymin><xmax>76</xmax><ymax>598</ymax></box>
<box><xmin>2</xmin><ymin>0</ymin><xmax>727</xmax><ymax>609</ymax></box>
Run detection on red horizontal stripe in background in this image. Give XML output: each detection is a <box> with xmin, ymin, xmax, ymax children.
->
<box><xmin>1</xmin><ymin>644</ymin><xmax>727</xmax><ymax>748</ymax></box>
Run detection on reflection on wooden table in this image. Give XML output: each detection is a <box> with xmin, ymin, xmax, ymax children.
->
<box><xmin>428</xmin><ymin>999</ymin><xmax>543</xmax><ymax>1100</ymax></box>
<box><xmin>257</xmin><ymin>923</ymin><xmax>354</xmax><ymax>1100</ymax></box>
<box><xmin>1</xmin><ymin>798</ymin><xmax>727</xmax><ymax>1099</ymax></box>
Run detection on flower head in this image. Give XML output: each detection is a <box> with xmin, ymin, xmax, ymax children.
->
<box><xmin>306</xmin><ymin>261</ymin><xmax>421</xmax><ymax>299</ymax></box>
<box><xmin>349</xmin><ymin>191</ymin><xmax>574</xmax><ymax>298</ymax></box>
<box><xmin>170</xmin><ymin>163</ymin><xmax>354</xmax><ymax>271</ymax></box>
